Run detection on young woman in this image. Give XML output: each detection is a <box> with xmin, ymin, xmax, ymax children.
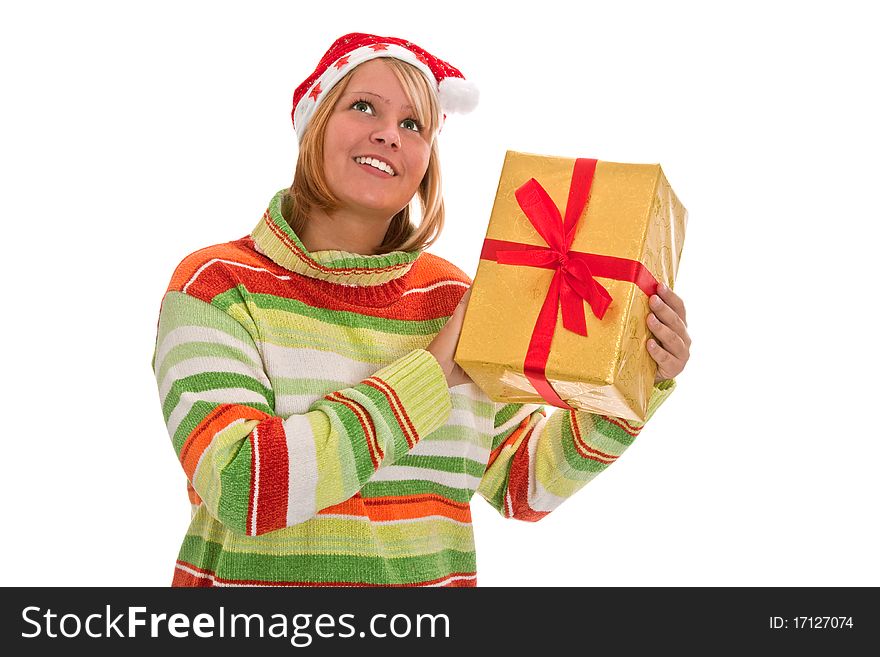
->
<box><xmin>152</xmin><ymin>33</ymin><xmax>691</xmax><ymax>587</ymax></box>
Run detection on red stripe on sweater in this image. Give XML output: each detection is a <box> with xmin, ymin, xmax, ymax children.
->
<box><xmin>171</xmin><ymin>561</ymin><xmax>215</xmax><ymax>587</ymax></box>
<box><xmin>167</xmin><ymin>241</ymin><xmax>270</xmax><ymax>293</ymax></box>
<box><xmin>325</xmin><ymin>392</ymin><xmax>382</xmax><ymax>468</ymax></box>
<box><xmin>569</xmin><ymin>411</ymin><xmax>619</xmax><ymax>464</ymax></box>
<box><xmin>599</xmin><ymin>414</ymin><xmax>644</xmax><ymax>437</ymax></box>
<box><xmin>247</xmin><ymin>416</ymin><xmax>289</xmax><ymax>536</ymax></box>
<box><xmin>168</xmin><ymin>239</ymin><xmax>470</xmax><ymax>320</ymax></box>
<box><xmin>362</xmin><ymin>493</ymin><xmax>470</xmax><ymax>511</ymax></box>
<box><xmin>505</xmin><ymin>429</ymin><xmax>549</xmax><ymax>522</ymax></box>
<box><xmin>363</xmin><ymin>377</ymin><xmax>418</xmax><ymax>449</ymax></box>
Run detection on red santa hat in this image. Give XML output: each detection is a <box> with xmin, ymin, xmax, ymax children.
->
<box><xmin>291</xmin><ymin>33</ymin><xmax>478</xmax><ymax>142</ymax></box>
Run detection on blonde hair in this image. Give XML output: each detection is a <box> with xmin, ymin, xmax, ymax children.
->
<box><xmin>283</xmin><ymin>58</ymin><xmax>444</xmax><ymax>254</ymax></box>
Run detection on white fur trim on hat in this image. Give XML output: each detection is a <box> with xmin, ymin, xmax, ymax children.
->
<box><xmin>438</xmin><ymin>77</ymin><xmax>479</xmax><ymax>115</ymax></box>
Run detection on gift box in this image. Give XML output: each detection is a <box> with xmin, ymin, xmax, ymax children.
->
<box><xmin>454</xmin><ymin>151</ymin><xmax>687</xmax><ymax>422</ymax></box>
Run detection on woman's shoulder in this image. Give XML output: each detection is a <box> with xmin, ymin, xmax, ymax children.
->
<box><xmin>411</xmin><ymin>251</ymin><xmax>472</xmax><ymax>286</ymax></box>
<box><xmin>163</xmin><ymin>235</ymin><xmax>265</xmax><ymax>298</ymax></box>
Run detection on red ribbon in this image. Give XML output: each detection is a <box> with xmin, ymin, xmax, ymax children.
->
<box><xmin>480</xmin><ymin>158</ymin><xmax>659</xmax><ymax>410</ymax></box>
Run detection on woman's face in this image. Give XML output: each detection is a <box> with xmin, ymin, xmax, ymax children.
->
<box><xmin>322</xmin><ymin>59</ymin><xmax>432</xmax><ymax>221</ymax></box>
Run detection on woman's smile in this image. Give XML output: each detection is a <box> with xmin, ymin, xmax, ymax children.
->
<box><xmin>353</xmin><ymin>155</ymin><xmax>397</xmax><ymax>177</ymax></box>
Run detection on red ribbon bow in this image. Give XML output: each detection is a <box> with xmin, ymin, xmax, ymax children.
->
<box><xmin>497</xmin><ymin>158</ymin><xmax>611</xmax><ymax>337</ymax></box>
<box><xmin>479</xmin><ymin>158</ymin><xmax>659</xmax><ymax>410</ymax></box>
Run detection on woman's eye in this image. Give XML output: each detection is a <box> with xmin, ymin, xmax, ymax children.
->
<box><xmin>352</xmin><ymin>101</ymin><xmax>373</xmax><ymax>114</ymax></box>
<box><xmin>401</xmin><ymin>118</ymin><xmax>420</xmax><ymax>132</ymax></box>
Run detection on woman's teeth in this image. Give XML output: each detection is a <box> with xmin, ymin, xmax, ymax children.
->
<box><xmin>355</xmin><ymin>157</ymin><xmax>395</xmax><ymax>176</ymax></box>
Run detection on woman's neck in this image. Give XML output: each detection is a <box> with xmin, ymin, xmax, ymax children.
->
<box><xmin>298</xmin><ymin>206</ymin><xmax>392</xmax><ymax>256</ymax></box>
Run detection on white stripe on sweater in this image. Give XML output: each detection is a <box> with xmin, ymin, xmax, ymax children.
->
<box><xmin>155</xmin><ymin>325</ymin><xmax>263</xmax><ymax>374</ymax></box>
<box><xmin>400</xmin><ymin>280</ymin><xmax>470</xmax><ymax>296</ymax></box>
<box><xmin>493</xmin><ymin>403</ymin><xmax>544</xmax><ymax>437</ymax></box>
<box><xmin>282</xmin><ymin>415</ymin><xmax>320</xmax><ymax>526</ymax></box>
<box><xmin>425</xmin><ymin>574</ymin><xmax>478</xmax><ymax>587</ymax></box>
<box><xmin>260</xmin><ymin>343</ymin><xmax>376</xmax><ymax>381</ymax></box>
<box><xmin>408</xmin><ymin>439</ymin><xmax>489</xmax><ymax>464</ymax></box>
<box><xmin>159</xmin><ymin>356</ymin><xmax>271</xmax><ymax>401</ymax></box>
<box><xmin>447</xmin><ymin>408</ymin><xmax>493</xmax><ymax>436</ymax></box>
<box><xmin>273</xmin><ymin>401</ymin><xmax>496</xmax><ymax>440</ymax></box>
<box><xmin>369</xmin><ymin>465</ymin><xmax>482</xmax><ymax>491</ymax></box>
<box><xmin>528</xmin><ymin>476</ymin><xmax>568</xmax><ymax>513</ymax></box>
<box><xmin>520</xmin><ymin>413</ymin><xmax>566</xmax><ymax>513</ymax></box>
<box><xmin>248</xmin><ymin>425</ymin><xmax>261</xmax><ymax>535</ymax></box>
<box><xmin>276</xmin><ymin>394</ymin><xmax>319</xmax><ymax>416</ymax></box>
<box><xmin>182</xmin><ymin>258</ymin><xmax>292</xmax><ymax>294</ymax></box>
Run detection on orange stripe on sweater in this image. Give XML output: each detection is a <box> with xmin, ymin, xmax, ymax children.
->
<box><xmin>363</xmin><ymin>498</ymin><xmax>472</xmax><ymax>523</ymax></box>
<box><xmin>318</xmin><ymin>494</ymin><xmax>471</xmax><ymax>523</ymax></box>
<box><xmin>486</xmin><ymin>416</ymin><xmax>532</xmax><ymax>469</ymax></box>
<box><xmin>186</xmin><ymin>481</ymin><xmax>203</xmax><ymax>506</ymax></box>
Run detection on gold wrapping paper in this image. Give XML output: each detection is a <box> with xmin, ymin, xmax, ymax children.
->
<box><xmin>454</xmin><ymin>151</ymin><xmax>687</xmax><ymax>422</ymax></box>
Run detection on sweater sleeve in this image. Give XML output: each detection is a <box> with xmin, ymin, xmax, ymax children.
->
<box><xmin>477</xmin><ymin>380</ymin><xmax>675</xmax><ymax>520</ymax></box>
<box><xmin>152</xmin><ymin>290</ymin><xmax>452</xmax><ymax>536</ymax></box>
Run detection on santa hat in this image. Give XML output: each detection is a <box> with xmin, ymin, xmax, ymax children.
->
<box><xmin>291</xmin><ymin>33</ymin><xmax>478</xmax><ymax>142</ymax></box>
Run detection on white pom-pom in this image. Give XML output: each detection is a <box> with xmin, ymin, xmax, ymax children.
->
<box><xmin>438</xmin><ymin>77</ymin><xmax>479</xmax><ymax>114</ymax></box>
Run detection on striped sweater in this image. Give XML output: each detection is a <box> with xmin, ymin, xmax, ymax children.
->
<box><xmin>151</xmin><ymin>189</ymin><xmax>675</xmax><ymax>587</ymax></box>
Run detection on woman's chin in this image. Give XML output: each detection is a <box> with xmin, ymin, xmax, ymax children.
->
<box><xmin>339</xmin><ymin>196</ymin><xmax>409</xmax><ymax>219</ymax></box>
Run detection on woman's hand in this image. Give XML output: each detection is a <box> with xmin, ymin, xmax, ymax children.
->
<box><xmin>426</xmin><ymin>288</ymin><xmax>474</xmax><ymax>388</ymax></box>
<box><xmin>646</xmin><ymin>283</ymin><xmax>691</xmax><ymax>383</ymax></box>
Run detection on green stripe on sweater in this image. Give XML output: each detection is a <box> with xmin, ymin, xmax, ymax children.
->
<box><xmin>179</xmin><ymin>534</ymin><xmax>476</xmax><ymax>585</ymax></box>
<box><xmin>222</xmin><ymin>291</ymin><xmax>445</xmax><ymax>335</ymax></box>
<box><xmin>162</xmin><ymin>372</ymin><xmax>275</xmax><ymax>423</ymax></box>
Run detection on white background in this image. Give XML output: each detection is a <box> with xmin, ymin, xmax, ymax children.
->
<box><xmin>2</xmin><ymin>0</ymin><xmax>878</xmax><ymax>586</ymax></box>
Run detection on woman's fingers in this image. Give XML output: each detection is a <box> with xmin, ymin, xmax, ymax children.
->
<box><xmin>656</xmin><ymin>284</ymin><xmax>687</xmax><ymax>326</ymax></box>
<box><xmin>647</xmin><ymin>284</ymin><xmax>691</xmax><ymax>380</ymax></box>
<box><xmin>647</xmin><ymin>339</ymin><xmax>679</xmax><ymax>380</ymax></box>
<box><xmin>647</xmin><ymin>311</ymin><xmax>688</xmax><ymax>360</ymax></box>
<box><xmin>649</xmin><ymin>287</ymin><xmax>690</xmax><ymax>348</ymax></box>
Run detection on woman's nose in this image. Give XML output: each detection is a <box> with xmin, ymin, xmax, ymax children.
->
<box><xmin>370</xmin><ymin>120</ymin><xmax>400</xmax><ymax>149</ymax></box>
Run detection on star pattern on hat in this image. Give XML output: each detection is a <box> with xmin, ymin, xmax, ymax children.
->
<box><xmin>368</xmin><ymin>43</ymin><xmax>389</xmax><ymax>51</ymax></box>
<box><xmin>333</xmin><ymin>55</ymin><xmax>350</xmax><ymax>69</ymax></box>
<box><xmin>309</xmin><ymin>83</ymin><xmax>322</xmax><ymax>101</ymax></box>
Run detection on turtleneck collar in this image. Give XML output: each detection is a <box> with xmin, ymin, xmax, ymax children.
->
<box><xmin>251</xmin><ymin>189</ymin><xmax>421</xmax><ymax>287</ymax></box>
